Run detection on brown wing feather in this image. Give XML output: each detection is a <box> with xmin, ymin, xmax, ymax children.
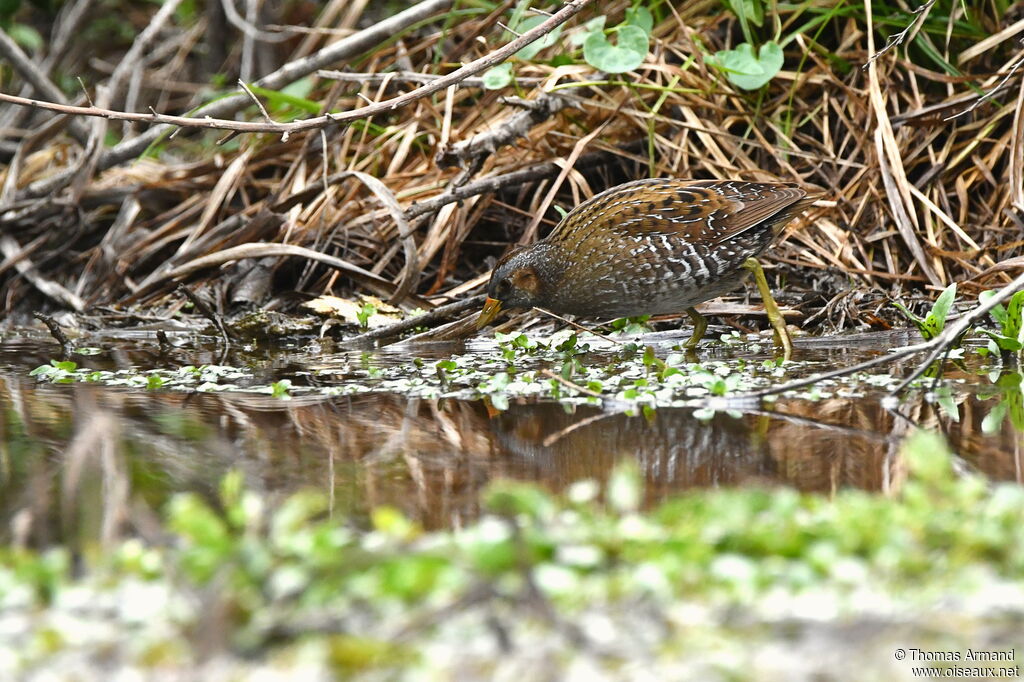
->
<box><xmin>545</xmin><ymin>178</ymin><xmax>816</xmax><ymax>251</ymax></box>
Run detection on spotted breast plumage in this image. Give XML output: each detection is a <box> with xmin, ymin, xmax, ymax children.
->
<box><xmin>477</xmin><ymin>178</ymin><xmax>821</xmax><ymax>356</ymax></box>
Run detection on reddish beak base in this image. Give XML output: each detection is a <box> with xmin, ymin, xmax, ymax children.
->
<box><xmin>475</xmin><ymin>297</ymin><xmax>503</xmax><ymax>329</ymax></box>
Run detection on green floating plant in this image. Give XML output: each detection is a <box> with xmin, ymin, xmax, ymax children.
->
<box><xmin>977</xmin><ymin>370</ymin><xmax>1024</xmax><ymax>435</ymax></box>
<box><xmin>977</xmin><ymin>289</ymin><xmax>1024</xmax><ymax>355</ymax></box>
<box><xmin>892</xmin><ymin>282</ymin><xmax>957</xmax><ymax>342</ymax></box>
<box><xmin>29</xmin><ymin>359</ymin><xmax>79</xmax><ymax>384</ymax></box>
<box><xmin>357</xmin><ymin>303</ymin><xmax>377</xmax><ymax>330</ymax></box>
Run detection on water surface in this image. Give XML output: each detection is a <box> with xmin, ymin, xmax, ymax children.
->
<box><xmin>1</xmin><ymin>331</ymin><xmax>1021</xmax><ymax>547</ymax></box>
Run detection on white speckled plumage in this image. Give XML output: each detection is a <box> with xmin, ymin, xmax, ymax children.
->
<box><xmin>485</xmin><ymin>178</ymin><xmax>819</xmax><ymax>318</ymax></box>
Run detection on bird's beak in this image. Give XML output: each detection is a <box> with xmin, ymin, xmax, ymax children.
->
<box><xmin>475</xmin><ymin>297</ymin><xmax>503</xmax><ymax>329</ymax></box>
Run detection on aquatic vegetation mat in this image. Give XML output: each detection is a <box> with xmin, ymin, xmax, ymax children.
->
<box><xmin>26</xmin><ymin>328</ymin><xmax>981</xmax><ymax>410</ymax></box>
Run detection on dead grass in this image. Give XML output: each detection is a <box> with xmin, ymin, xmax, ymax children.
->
<box><xmin>0</xmin><ymin>0</ymin><xmax>1022</xmax><ymax>332</ymax></box>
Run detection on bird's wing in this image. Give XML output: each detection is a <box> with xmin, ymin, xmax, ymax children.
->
<box><xmin>546</xmin><ymin>179</ymin><xmax>815</xmax><ymax>249</ymax></box>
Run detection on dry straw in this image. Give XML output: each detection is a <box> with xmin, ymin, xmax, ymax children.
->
<box><xmin>0</xmin><ymin>0</ymin><xmax>1021</xmax><ymax>331</ymax></box>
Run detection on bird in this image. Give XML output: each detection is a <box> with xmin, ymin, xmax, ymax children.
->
<box><xmin>475</xmin><ymin>178</ymin><xmax>820</xmax><ymax>358</ymax></box>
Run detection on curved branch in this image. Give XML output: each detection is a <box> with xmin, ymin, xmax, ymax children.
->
<box><xmin>332</xmin><ymin>171</ymin><xmax>420</xmax><ymax>305</ymax></box>
<box><xmin>3</xmin><ymin>0</ymin><xmax>595</xmax><ymax>138</ymax></box>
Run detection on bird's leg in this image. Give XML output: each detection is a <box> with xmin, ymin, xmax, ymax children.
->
<box><xmin>683</xmin><ymin>307</ymin><xmax>707</xmax><ymax>349</ymax></box>
<box><xmin>742</xmin><ymin>257</ymin><xmax>793</xmax><ymax>360</ymax></box>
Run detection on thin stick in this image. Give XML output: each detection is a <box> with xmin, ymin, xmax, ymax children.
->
<box><xmin>734</xmin><ymin>271</ymin><xmax>1024</xmax><ymax>400</ymax></box>
<box><xmin>944</xmin><ymin>49</ymin><xmax>1024</xmax><ymax>121</ymax></box>
<box><xmin>238</xmin><ymin>80</ymin><xmax>276</xmax><ymax>126</ymax></box>
<box><xmin>889</xmin><ymin>270</ymin><xmax>1024</xmax><ymax>393</ymax></box>
<box><xmin>32</xmin><ymin>312</ymin><xmax>72</xmax><ymax>354</ymax></box>
<box><xmin>533</xmin><ymin>307</ymin><xmax>626</xmax><ymax>347</ymax></box>
<box><xmin>862</xmin><ymin>0</ymin><xmax>937</xmax><ymax>68</ymax></box>
<box><xmin>176</xmin><ymin>284</ymin><xmax>231</xmax><ymax>348</ymax></box>
<box><xmin>540</xmin><ymin>369</ymin><xmax>605</xmax><ymax>400</ymax></box>
<box><xmin>1</xmin><ymin>0</ymin><xmax>595</xmax><ymax>138</ymax></box>
<box><xmin>340</xmin><ymin>295</ymin><xmax>485</xmax><ymax>347</ymax></box>
<box><xmin>542</xmin><ymin>411</ymin><xmax>615</xmax><ymax>447</ymax></box>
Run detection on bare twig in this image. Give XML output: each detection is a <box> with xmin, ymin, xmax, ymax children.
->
<box><xmin>32</xmin><ymin>312</ymin><xmax>73</xmax><ymax>354</ymax></box>
<box><xmin>176</xmin><ymin>283</ymin><xmax>232</xmax><ymax>347</ymax></box>
<box><xmin>318</xmin><ymin>69</ymin><xmax>547</xmax><ymax>87</ymax></box>
<box><xmin>944</xmin><ymin>47</ymin><xmax>1024</xmax><ymax>121</ymax></box>
<box><xmin>3</xmin><ymin>0</ymin><xmax>594</xmax><ymax>145</ymax></box>
<box><xmin>436</xmin><ymin>91</ymin><xmax>574</xmax><ymax>168</ymax></box>
<box><xmin>540</xmin><ymin>369</ymin><xmax>606</xmax><ymax>399</ymax></box>
<box><xmin>339</xmin><ymin>295</ymin><xmax>485</xmax><ymax>347</ymax></box>
<box><xmin>889</xmin><ymin>270</ymin><xmax>1024</xmax><ymax>393</ymax></box>
<box><xmin>862</xmin><ymin>0</ymin><xmax>937</xmax><ymax>68</ymax></box>
<box><xmin>238</xmin><ymin>80</ymin><xmax>276</xmax><ymax>127</ymax></box>
<box><xmin>734</xmin><ymin>271</ymin><xmax>1024</xmax><ymax>400</ymax></box>
<box><xmin>23</xmin><ymin>0</ymin><xmax>455</xmax><ymax>197</ymax></box>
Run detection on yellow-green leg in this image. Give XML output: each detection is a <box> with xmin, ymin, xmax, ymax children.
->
<box><xmin>743</xmin><ymin>257</ymin><xmax>793</xmax><ymax>360</ymax></box>
<box><xmin>683</xmin><ymin>307</ymin><xmax>708</xmax><ymax>349</ymax></box>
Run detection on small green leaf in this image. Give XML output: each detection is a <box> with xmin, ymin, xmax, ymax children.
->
<box><xmin>1006</xmin><ymin>290</ymin><xmax>1024</xmax><ymax>340</ymax></box>
<box><xmin>707</xmin><ymin>41</ymin><xmax>783</xmax><ymax>90</ymax></box>
<box><xmin>271</xmin><ymin>379</ymin><xmax>292</xmax><ymax>398</ymax></box>
<box><xmin>482</xmin><ymin>63</ymin><xmax>514</xmax><ymax>90</ymax></box>
<box><xmin>922</xmin><ymin>283</ymin><xmax>956</xmax><ymax>339</ymax></box>
<box><xmin>356</xmin><ymin>303</ymin><xmax>376</xmax><ymax>330</ymax></box>
<box><xmin>569</xmin><ymin>15</ymin><xmax>606</xmax><ymax>46</ymax></box>
<box><xmin>514</xmin><ymin>16</ymin><xmax>563</xmax><ymax>60</ymax></box>
<box><xmin>932</xmin><ymin>386</ymin><xmax>959</xmax><ymax>422</ymax></box>
<box><xmin>8</xmin><ymin>23</ymin><xmax>43</xmax><ymax>51</ymax></box>
<box><xmin>281</xmin><ymin>77</ymin><xmax>315</xmax><ymax>100</ymax></box>
<box><xmin>980</xmin><ymin>290</ymin><xmax>1007</xmax><ymax>327</ymax></box>
<box><xmin>624</xmin><ymin>6</ymin><xmax>653</xmax><ymax>36</ymax></box>
<box><xmin>982</xmin><ymin>401</ymin><xmax>1007</xmax><ymax>435</ymax></box>
<box><xmin>730</xmin><ymin>0</ymin><xmax>764</xmax><ymax>26</ymax></box>
<box><xmin>978</xmin><ymin>330</ymin><xmax>1021</xmax><ymax>352</ymax></box>
<box><xmin>583</xmin><ymin>25</ymin><xmax>649</xmax><ymax>74</ymax></box>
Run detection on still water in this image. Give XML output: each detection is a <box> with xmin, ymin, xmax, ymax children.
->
<box><xmin>1</xmin><ymin>332</ymin><xmax>1021</xmax><ymax>547</ymax></box>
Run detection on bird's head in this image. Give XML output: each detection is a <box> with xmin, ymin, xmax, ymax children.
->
<box><xmin>476</xmin><ymin>244</ymin><xmax>554</xmax><ymax>328</ymax></box>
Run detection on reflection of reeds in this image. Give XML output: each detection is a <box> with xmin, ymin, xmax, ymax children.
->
<box><xmin>3</xmin><ymin>370</ymin><xmax>1022</xmax><ymax>547</ymax></box>
<box><xmin>1</xmin><ymin>3</ymin><xmax>1020</xmax><ymax>325</ymax></box>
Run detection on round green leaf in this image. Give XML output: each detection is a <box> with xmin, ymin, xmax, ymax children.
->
<box><xmin>583</xmin><ymin>25</ymin><xmax>649</xmax><ymax>74</ymax></box>
<box><xmin>8</xmin><ymin>23</ymin><xmax>43</xmax><ymax>51</ymax></box>
<box><xmin>708</xmin><ymin>41</ymin><xmax>783</xmax><ymax>90</ymax></box>
<box><xmin>482</xmin><ymin>63</ymin><xmax>514</xmax><ymax>90</ymax></box>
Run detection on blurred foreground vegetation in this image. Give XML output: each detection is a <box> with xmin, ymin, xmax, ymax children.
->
<box><xmin>2</xmin><ymin>430</ymin><xmax>1022</xmax><ymax>680</ymax></box>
